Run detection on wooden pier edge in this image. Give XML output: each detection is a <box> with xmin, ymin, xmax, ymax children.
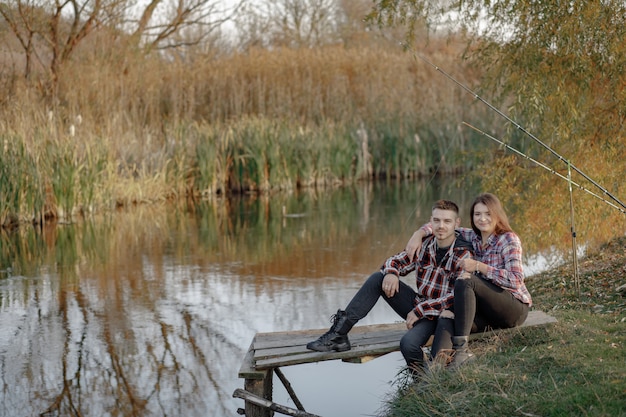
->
<box><xmin>235</xmin><ymin>309</ymin><xmax>557</xmax><ymax>417</ymax></box>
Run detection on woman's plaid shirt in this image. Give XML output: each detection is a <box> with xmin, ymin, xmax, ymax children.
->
<box><xmin>420</xmin><ymin>225</ymin><xmax>532</xmax><ymax>306</ymax></box>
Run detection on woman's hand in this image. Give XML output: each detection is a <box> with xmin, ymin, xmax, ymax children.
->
<box><xmin>459</xmin><ymin>270</ymin><xmax>472</xmax><ymax>280</ymax></box>
<box><xmin>461</xmin><ymin>258</ymin><xmax>481</xmax><ymax>275</ymax></box>
<box><xmin>405</xmin><ymin>230</ymin><xmax>424</xmax><ymax>260</ymax></box>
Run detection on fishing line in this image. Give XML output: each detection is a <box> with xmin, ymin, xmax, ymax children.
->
<box><xmin>413</xmin><ymin>52</ymin><xmax>626</xmax><ymax>213</ymax></box>
<box><xmin>465</xmin><ymin>121</ymin><xmax>596</xmax><ymax>297</ymax></box>
<box><xmin>463</xmin><ymin>122</ymin><xmax>626</xmax><ymax>214</ymax></box>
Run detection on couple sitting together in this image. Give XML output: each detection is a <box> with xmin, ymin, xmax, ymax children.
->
<box><xmin>306</xmin><ymin>193</ymin><xmax>532</xmax><ymax>372</ymax></box>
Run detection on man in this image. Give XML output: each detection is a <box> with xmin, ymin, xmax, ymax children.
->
<box><xmin>306</xmin><ymin>199</ymin><xmax>473</xmax><ymax>371</ymax></box>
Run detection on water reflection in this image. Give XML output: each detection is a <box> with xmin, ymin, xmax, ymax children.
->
<box><xmin>0</xmin><ymin>179</ymin><xmax>623</xmax><ymax>417</ymax></box>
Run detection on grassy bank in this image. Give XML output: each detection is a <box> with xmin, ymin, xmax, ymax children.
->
<box><xmin>384</xmin><ymin>237</ymin><xmax>626</xmax><ymax>417</ymax></box>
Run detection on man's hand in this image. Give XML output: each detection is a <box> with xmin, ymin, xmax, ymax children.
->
<box><xmin>406</xmin><ymin>310</ymin><xmax>419</xmax><ymax>329</ymax></box>
<box><xmin>382</xmin><ymin>274</ymin><xmax>400</xmax><ymax>298</ymax></box>
<box><xmin>405</xmin><ymin>230</ymin><xmax>424</xmax><ymax>260</ymax></box>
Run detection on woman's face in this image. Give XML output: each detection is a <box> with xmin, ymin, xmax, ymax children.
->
<box><xmin>473</xmin><ymin>202</ymin><xmax>496</xmax><ymax>236</ymax></box>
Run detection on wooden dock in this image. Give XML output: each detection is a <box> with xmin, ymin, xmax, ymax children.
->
<box><xmin>235</xmin><ymin>309</ymin><xmax>557</xmax><ymax>417</ymax></box>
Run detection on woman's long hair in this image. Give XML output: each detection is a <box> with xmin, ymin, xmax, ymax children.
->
<box><xmin>470</xmin><ymin>193</ymin><xmax>514</xmax><ymax>236</ymax></box>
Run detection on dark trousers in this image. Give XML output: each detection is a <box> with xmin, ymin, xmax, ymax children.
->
<box><xmin>432</xmin><ymin>273</ymin><xmax>530</xmax><ymax>355</ymax></box>
<box><xmin>344</xmin><ymin>271</ymin><xmax>437</xmax><ymax>366</ymax></box>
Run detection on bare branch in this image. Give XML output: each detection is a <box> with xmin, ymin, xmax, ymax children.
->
<box><xmin>0</xmin><ymin>0</ymin><xmax>240</xmax><ymax>94</ymax></box>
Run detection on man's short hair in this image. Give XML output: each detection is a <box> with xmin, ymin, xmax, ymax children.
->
<box><xmin>431</xmin><ymin>199</ymin><xmax>459</xmax><ymax>215</ymax></box>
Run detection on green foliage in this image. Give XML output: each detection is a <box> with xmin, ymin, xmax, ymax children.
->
<box><xmin>194</xmin><ymin>128</ymin><xmax>222</xmax><ymax>194</ymax></box>
<box><xmin>4</xmin><ymin>0</ymin><xmax>624</xmax><ymax>226</ymax></box>
<box><xmin>192</xmin><ymin>118</ymin><xmax>362</xmax><ymax>192</ymax></box>
<box><xmin>372</xmin><ymin>0</ymin><xmax>626</xmax><ymax>243</ymax></box>
<box><xmin>47</xmin><ymin>142</ymin><xmax>79</xmax><ymax>220</ymax></box>
<box><xmin>0</xmin><ymin>135</ymin><xmax>43</xmax><ymax>224</ymax></box>
<box><xmin>77</xmin><ymin>141</ymin><xmax>108</xmax><ymax>211</ymax></box>
<box><xmin>190</xmin><ymin>114</ymin><xmax>480</xmax><ymax>194</ymax></box>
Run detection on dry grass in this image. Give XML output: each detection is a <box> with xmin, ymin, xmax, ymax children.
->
<box><xmin>0</xmin><ymin>37</ymin><xmax>493</xmax><ymax>225</ymax></box>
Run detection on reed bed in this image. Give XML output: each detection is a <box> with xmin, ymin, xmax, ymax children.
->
<box><xmin>0</xmin><ymin>39</ymin><xmax>494</xmax><ymax>225</ymax></box>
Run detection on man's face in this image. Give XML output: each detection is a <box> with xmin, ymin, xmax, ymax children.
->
<box><xmin>430</xmin><ymin>208</ymin><xmax>460</xmax><ymax>244</ymax></box>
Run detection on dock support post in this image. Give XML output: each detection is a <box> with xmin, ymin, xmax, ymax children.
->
<box><xmin>238</xmin><ymin>339</ymin><xmax>274</xmax><ymax>417</ymax></box>
<box><xmin>243</xmin><ymin>369</ymin><xmax>273</xmax><ymax>417</ymax></box>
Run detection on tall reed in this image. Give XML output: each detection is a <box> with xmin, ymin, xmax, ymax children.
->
<box><xmin>0</xmin><ymin>37</ymin><xmax>493</xmax><ymax>222</ymax></box>
<box><xmin>0</xmin><ymin>135</ymin><xmax>44</xmax><ymax>226</ymax></box>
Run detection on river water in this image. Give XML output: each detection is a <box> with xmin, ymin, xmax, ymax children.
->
<box><xmin>0</xmin><ymin>178</ymin><xmax>621</xmax><ymax>417</ymax></box>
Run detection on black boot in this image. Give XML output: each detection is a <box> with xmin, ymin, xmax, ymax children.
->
<box><xmin>449</xmin><ymin>336</ymin><xmax>475</xmax><ymax>369</ymax></box>
<box><xmin>306</xmin><ymin>310</ymin><xmax>354</xmax><ymax>352</ymax></box>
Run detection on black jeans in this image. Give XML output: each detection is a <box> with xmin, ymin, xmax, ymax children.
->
<box><xmin>344</xmin><ymin>271</ymin><xmax>438</xmax><ymax>366</ymax></box>
<box><xmin>432</xmin><ymin>273</ymin><xmax>530</xmax><ymax>355</ymax></box>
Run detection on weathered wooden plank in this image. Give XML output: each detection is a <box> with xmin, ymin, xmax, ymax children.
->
<box><xmin>242</xmin><ymin>370</ymin><xmax>274</xmax><ymax>417</ymax></box>
<box><xmin>252</xmin><ymin>310</ymin><xmax>556</xmax><ymax>353</ymax></box>
<box><xmin>255</xmin><ymin>340</ymin><xmax>402</xmax><ymax>369</ymax></box>
<box><xmin>239</xmin><ymin>339</ymin><xmax>267</xmax><ymax>379</ymax></box>
<box><xmin>469</xmin><ymin>309</ymin><xmax>557</xmax><ymax>339</ymax></box>
<box><xmin>249</xmin><ymin>310</ymin><xmax>557</xmax><ymax>370</ymax></box>
<box><xmin>252</xmin><ymin>322</ymin><xmax>406</xmax><ymax>350</ymax></box>
<box><xmin>253</xmin><ymin>330</ymin><xmax>407</xmax><ymax>361</ymax></box>
<box><xmin>254</xmin><ymin>322</ymin><xmax>405</xmax><ymax>339</ymax></box>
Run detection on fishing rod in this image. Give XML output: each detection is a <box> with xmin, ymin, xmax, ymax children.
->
<box><xmin>465</xmin><ymin>121</ymin><xmax>589</xmax><ymax>294</ymax></box>
<box><xmin>414</xmin><ymin>52</ymin><xmax>626</xmax><ymax>213</ymax></box>
<box><xmin>567</xmin><ymin>163</ymin><xmax>581</xmax><ymax>297</ymax></box>
<box><xmin>463</xmin><ymin>122</ymin><xmax>626</xmax><ymax>215</ymax></box>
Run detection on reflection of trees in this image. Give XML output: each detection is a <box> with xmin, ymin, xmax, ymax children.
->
<box><xmin>2</xmin><ymin>184</ymin><xmax>418</xmax><ymax>416</ymax></box>
<box><xmin>40</xmin><ymin>289</ymin><xmax>89</xmax><ymax>416</ymax></box>
<box><xmin>193</xmin><ymin>179</ymin><xmax>480</xmax><ymax>279</ymax></box>
<box><xmin>0</xmin><ymin>209</ymin><xmax>245</xmax><ymax>417</ymax></box>
<box><xmin>1</xmin><ymin>269</ymin><xmax>241</xmax><ymax>416</ymax></box>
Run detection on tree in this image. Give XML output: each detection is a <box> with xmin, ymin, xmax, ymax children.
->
<box><xmin>235</xmin><ymin>0</ymin><xmax>343</xmax><ymax>48</ymax></box>
<box><xmin>132</xmin><ymin>0</ymin><xmax>242</xmax><ymax>52</ymax></box>
<box><xmin>0</xmin><ymin>0</ymin><xmax>242</xmax><ymax>96</ymax></box>
<box><xmin>369</xmin><ymin>0</ymin><xmax>626</xmax><ymax>229</ymax></box>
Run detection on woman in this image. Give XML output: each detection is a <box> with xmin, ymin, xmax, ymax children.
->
<box><xmin>406</xmin><ymin>193</ymin><xmax>532</xmax><ymax>368</ymax></box>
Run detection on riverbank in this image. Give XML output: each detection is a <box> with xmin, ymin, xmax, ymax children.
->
<box><xmin>383</xmin><ymin>236</ymin><xmax>626</xmax><ymax>417</ymax></box>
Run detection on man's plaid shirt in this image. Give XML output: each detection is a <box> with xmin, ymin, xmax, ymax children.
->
<box><xmin>381</xmin><ymin>233</ymin><xmax>472</xmax><ymax>319</ymax></box>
